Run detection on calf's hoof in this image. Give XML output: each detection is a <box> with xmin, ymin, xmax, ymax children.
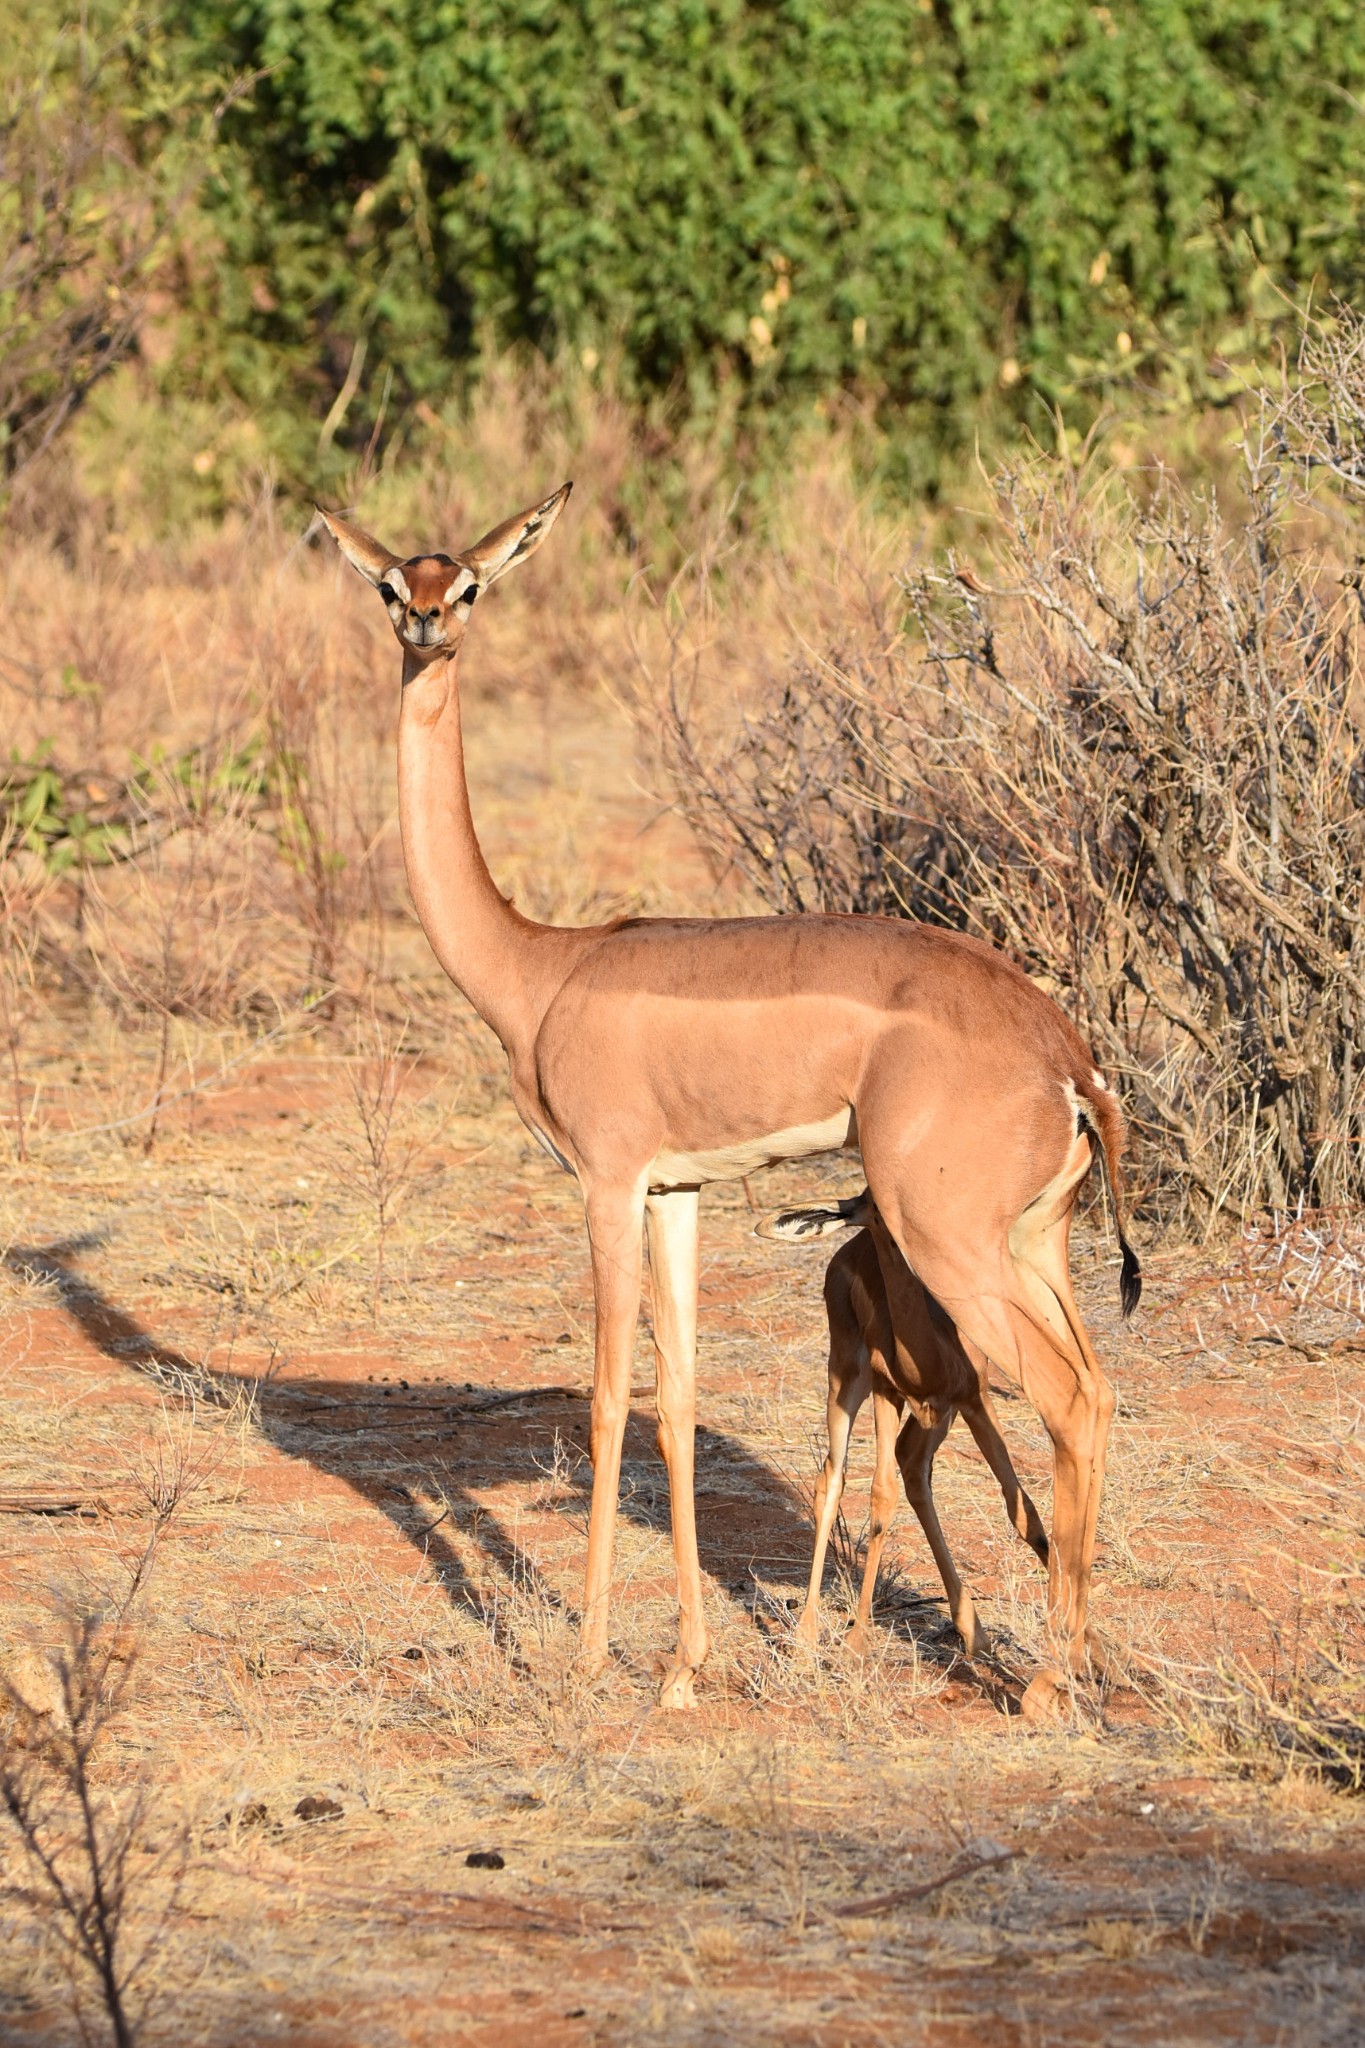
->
<box><xmin>573</xmin><ymin>1643</ymin><xmax>610</xmax><ymax>1686</ymax></box>
<box><xmin>657</xmin><ymin>1664</ymin><xmax>699</xmax><ymax>1712</ymax></box>
<box><xmin>1019</xmin><ymin>1665</ymin><xmax>1069</xmax><ymax>1723</ymax></box>
<box><xmin>952</xmin><ymin>1594</ymin><xmax>985</xmax><ymax>1660</ymax></box>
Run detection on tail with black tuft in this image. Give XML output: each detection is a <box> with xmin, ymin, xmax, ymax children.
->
<box><xmin>754</xmin><ymin>1189</ymin><xmax>873</xmax><ymax>1242</ymax></box>
<box><xmin>1074</xmin><ymin>1075</ymin><xmax>1143</xmax><ymax>1319</ymax></box>
<box><xmin>1118</xmin><ymin>1237</ymin><xmax>1142</xmax><ymax>1318</ymax></box>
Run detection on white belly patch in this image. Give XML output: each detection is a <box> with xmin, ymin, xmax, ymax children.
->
<box><xmin>649</xmin><ymin>1107</ymin><xmax>858</xmax><ymax>1191</ymax></box>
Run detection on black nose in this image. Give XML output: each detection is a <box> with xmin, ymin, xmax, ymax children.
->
<box><xmin>409</xmin><ymin>605</ymin><xmax>440</xmax><ymax>624</ymax></box>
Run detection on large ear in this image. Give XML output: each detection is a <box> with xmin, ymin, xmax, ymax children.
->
<box><xmin>317</xmin><ymin>507</ymin><xmax>404</xmax><ymax>591</ymax></box>
<box><xmin>462</xmin><ymin>482</ymin><xmax>572</xmax><ymax>589</ymax></box>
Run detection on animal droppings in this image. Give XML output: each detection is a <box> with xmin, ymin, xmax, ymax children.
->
<box><xmin>295</xmin><ymin>1795</ymin><xmax>344</xmax><ymax>1823</ymax></box>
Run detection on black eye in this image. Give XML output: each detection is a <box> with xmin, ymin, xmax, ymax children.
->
<box><xmin>461</xmin><ymin>585</ymin><xmax>478</xmax><ymax>604</ymax></box>
<box><xmin>378</xmin><ymin>582</ymin><xmax>398</xmax><ymax>606</ymax></box>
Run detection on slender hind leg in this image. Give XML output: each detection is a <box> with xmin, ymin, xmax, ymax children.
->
<box><xmin>894</xmin><ymin>1407</ymin><xmax>981</xmax><ymax>1654</ymax></box>
<box><xmin>848</xmin><ymin>1378</ymin><xmax>905</xmax><ymax>1653</ymax></box>
<box><xmin>795</xmin><ymin>1246</ymin><xmax>872</xmax><ymax>1644</ymax></box>
<box><xmin>911</xmin><ymin>1260</ymin><xmax>1106</xmax><ymax>1665</ymax></box>
<box><xmin>1008</xmin><ymin>1228</ymin><xmax>1115</xmax><ymax>1661</ymax></box>
<box><xmin>864</xmin><ymin>1186</ymin><xmax>1112</xmax><ymax>1672</ymax></box>
<box><xmin>961</xmin><ymin>1381</ymin><xmax>1050</xmax><ymax>1566</ymax></box>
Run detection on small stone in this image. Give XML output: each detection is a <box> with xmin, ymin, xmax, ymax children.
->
<box><xmin>465</xmin><ymin>1849</ymin><xmax>505</xmax><ymax>1870</ymax></box>
<box><xmin>964</xmin><ymin>1834</ymin><xmax>1011</xmax><ymax>1864</ymax></box>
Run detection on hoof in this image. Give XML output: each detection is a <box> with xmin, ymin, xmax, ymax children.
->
<box><xmin>958</xmin><ymin>1620</ymin><xmax>991</xmax><ymax>1662</ymax></box>
<box><xmin>952</xmin><ymin>1593</ymin><xmax>982</xmax><ymax>1661</ymax></box>
<box><xmin>1019</xmin><ymin>1666</ymin><xmax>1069</xmax><ymax>1723</ymax></box>
<box><xmin>788</xmin><ymin>1621</ymin><xmax>821</xmax><ymax>1662</ymax></box>
<box><xmin>658</xmin><ymin>1665</ymin><xmax>699</xmax><ymax>1712</ymax></box>
<box><xmin>845</xmin><ymin>1621</ymin><xmax>874</xmax><ymax>1661</ymax></box>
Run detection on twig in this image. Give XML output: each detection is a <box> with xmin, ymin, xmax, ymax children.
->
<box><xmin>828</xmin><ymin>1845</ymin><xmax>1018</xmax><ymax>1918</ymax></box>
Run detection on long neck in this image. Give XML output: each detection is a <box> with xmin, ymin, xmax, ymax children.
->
<box><xmin>396</xmin><ymin>652</ymin><xmax>551</xmax><ymax>1053</ymax></box>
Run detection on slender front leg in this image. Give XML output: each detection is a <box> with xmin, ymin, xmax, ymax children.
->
<box><xmin>645</xmin><ymin>1188</ymin><xmax>705</xmax><ymax>1709</ymax></box>
<box><xmin>796</xmin><ymin>1350</ymin><xmax>872</xmax><ymax>1646</ymax></box>
<box><xmin>579</xmin><ymin>1181</ymin><xmax>646</xmax><ymax>1680</ymax></box>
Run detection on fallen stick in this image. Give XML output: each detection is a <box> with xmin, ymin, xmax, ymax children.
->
<box><xmin>829</xmin><ymin>1844</ymin><xmax>1018</xmax><ymax>1918</ymax></box>
<box><xmin>0</xmin><ymin>1488</ymin><xmax>112</xmax><ymax>1517</ymax></box>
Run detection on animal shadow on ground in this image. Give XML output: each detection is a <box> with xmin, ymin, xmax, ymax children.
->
<box><xmin>8</xmin><ymin>1236</ymin><xmax>1012</xmax><ymax>1688</ymax></box>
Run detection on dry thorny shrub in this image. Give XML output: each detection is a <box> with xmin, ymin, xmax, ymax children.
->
<box><xmin>0</xmin><ymin>1398</ymin><xmax>236</xmax><ymax>2048</ymax></box>
<box><xmin>0</xmin><ymin>536</ymin><xmax>412</xmax><ymax>1160</ymax></box>
<box><xmin>0</xmin><ymin>17</ymin><xmax>160</xmax><ymax>486</ymax></box>
<box><xmin>317</xmin><ymin>1009</ymin><xmax>452</xmax><ymax>1317</ymax></box>
<box><xmin>1</xmin><ymin>1614</ymin><xmax>170</xmax><ymax>2048</ymax></box>
<box><xmin>1240</xmin><ymin>1203</ymin><xmax>1365</xmax><ymax>1331</ymax></box>
<box><xmin>0</xmin><ymin>858</ymin><xmax>47</xmax><ymax>1162</ymax></box>
<box><xmin>661</xmin><ymin>332</ymin><xmax>1365</xmax><ymax>1227</ymax></box>
<box><xmin>11</xmin><ymin>649</ymin><xmax>396</xmax><ymax>1015</ymax></box>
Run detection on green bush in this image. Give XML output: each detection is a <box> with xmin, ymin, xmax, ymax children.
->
<box><xmin>7</xmin><ymin>3</ymin><xmax>1365</xmax><ymax>503</ymax></box>
<box><xmin>169</xmin><ymin>0</ymin><xmax>1365</xmax><ymax>486</ymax></box>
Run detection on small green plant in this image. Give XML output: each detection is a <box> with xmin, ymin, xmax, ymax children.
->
<box><xmin>2</xmin><ymin>749</ymin><xmax>131</xmax><ymax>875</ymax></box>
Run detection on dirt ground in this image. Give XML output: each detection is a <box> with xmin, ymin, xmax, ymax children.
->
<box><xmin>2</xmin><ymin>688</ymin><xmax>1364</xmax><ymax>2046</ymax></box>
